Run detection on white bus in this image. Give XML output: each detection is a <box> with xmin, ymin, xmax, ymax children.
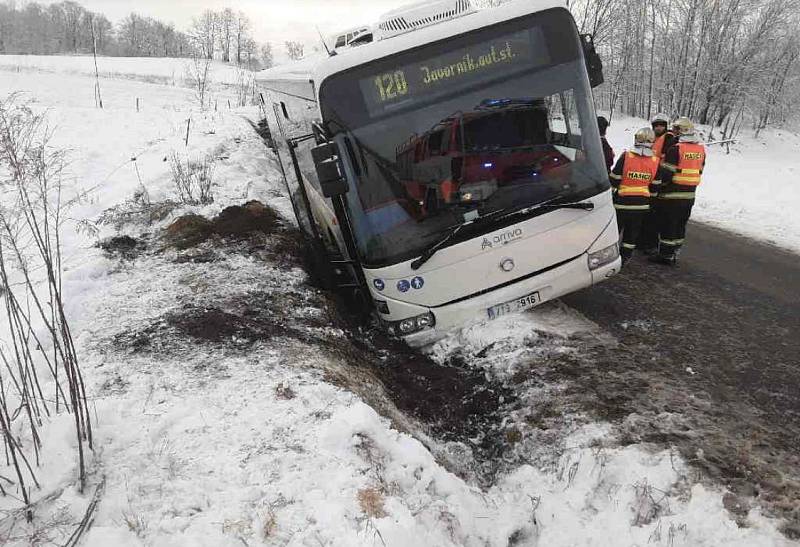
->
<box><xmin>257</xmin><ymin>0</ymin><xmax>620</xmax><ymax>346</ymax></box>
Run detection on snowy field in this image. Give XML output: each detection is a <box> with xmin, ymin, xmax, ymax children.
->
<box><xmin>604</xmin><ymin>115</ymin><xmax>800</xmax><ymax>254</ymax></box>
<box><xmin>0</xmin><ymin>54</ymin><xmax>248</xmax><ymax>87</ymax></box>
<box><xmin>0</xmin><ymin>58</ymin><xmax>796</xmax><ymax>546</ymax></box>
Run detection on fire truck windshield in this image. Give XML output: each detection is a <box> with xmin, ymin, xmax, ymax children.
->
<box><xmin>319</xmin><ymin>9</ymin><xmax>609</xmax><ymax>268</ymax></box>
<box><xmin>463</xmin><ymin>103</ymin><xmax>549</xmax><ymax>150</ymax></box>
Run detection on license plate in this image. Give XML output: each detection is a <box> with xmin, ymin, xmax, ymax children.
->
<box><xmin>487</xmin><ymin>291</ymin><xmax>541</xmax><ymax>320</ymax></box>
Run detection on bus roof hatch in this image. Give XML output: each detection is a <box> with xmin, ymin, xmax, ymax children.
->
<box><xmin>376</xmin><ymin>0</ymin><xmax>476</xmax><ymax>40</ymax></box>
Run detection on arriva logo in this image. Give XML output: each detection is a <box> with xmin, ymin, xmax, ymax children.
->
<box><xmin>481</xmin><ymin>228</ymin><xmax>523</xmax><ymax>250</ymax></box>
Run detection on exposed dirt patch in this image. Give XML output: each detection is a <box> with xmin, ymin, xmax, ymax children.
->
<box><xmin>214</xmin><ymin>200</ymin><xmax>280</xmax><ymax>237</ymax></box>
<box><xmin>162</xmin><ymin>200</ymin><xmax>283</xmax><ymax>253</ymax></box>
<box><xmin>114</xmin><ymin>298</ymin><xmax>323</xmax><ymax>353</ymax></box>
<box><xmin>98</xmin><ymin>235</ymin><xmax>146</xmax><ymax>259</ymax></box>
<box><xmin>168</xmin><ymin>306</ymin><xmax>275</xmax><ymax>343</ymax></box>
<box><xmin>164</xmin><ymin>214</ymin><xmax>215</xmax><ymax>250</ymax></box>
<box><xmin>313</xmin><ymin>325</ymin><xmax>516</xmax><ymax>484</ymax></box>
<box><xmin>376</xmin><ymin>350</ymin><xmax>514</xmax><ymax>474</ymax></box>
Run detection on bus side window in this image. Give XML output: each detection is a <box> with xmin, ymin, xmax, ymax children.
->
<box><xmin>335</xmin><ymin>36</ymin><xmax>346</xmax><ymax>48</ymax></box>
<box><xmin>294</xmin><ymin>136</ymin><xmax>322</xmax><ymax>194</ymax></box>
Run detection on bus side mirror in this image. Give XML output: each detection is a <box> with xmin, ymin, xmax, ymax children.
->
<box><xmin>581</xmin><ymin>34</ymin><xmax>604</xmax><ymax>88</ymax></box>
<box><xmin>312</xmin><ymin>141</ymin><xmax>349</xmax><ymax>198</ymax></box>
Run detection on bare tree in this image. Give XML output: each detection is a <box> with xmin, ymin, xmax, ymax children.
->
<box><xmin>285</xmin><ymin>40</ymin><xmax>304</xmax><ymax>61</ymax></box>
<box><xmin>234</xmin><ymin>11</ymin><xmax>251</xmax><ymax>65</ymax></box>
<box><xmin>218</xmin><ymin>7</ymin><xmax>234</xmax><ymax>63</ymax></box>
<box><xmin>186</xmin><ymin>51</ymin><xmax>213</xmax><ymax>108</ymax></box>
<box><xmin>191</xmin><ymin>10</ymin><xmax>218</xmax><ymax>60</ymax></box>
<box><xmin>260</xmin><ymin>43</ymin><xmax>274</xmax><ymax>69</ymax></box>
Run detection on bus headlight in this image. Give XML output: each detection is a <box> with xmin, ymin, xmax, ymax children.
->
<box><xmin>399</xmin><ymin>318</ymin><xmax>417</xmax><ymax>334</ymax></box>
<box><xmin>415</xmin><ymin>313</ymin><xmax>435</xmax><ymax>329</ymax></box>
<box><xmin>588</xmin><ymin>243</ymin><xmax>620</xmax><ymax>270</ymax></box>
<box><xmin>386</xmin><ymin>312</ymin><xmax>436</xmax><ymax>336</ymax></box>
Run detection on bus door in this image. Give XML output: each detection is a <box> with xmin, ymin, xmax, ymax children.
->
<box><xmin>268</xmin><ymin>97</ymin><xmax>324</xmax><ymax>244</ymax></box>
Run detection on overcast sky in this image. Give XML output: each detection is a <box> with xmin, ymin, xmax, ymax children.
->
<box><xmin>47</xmin><ymin>0</ymin><xmax>409</xmax><ymax>47</ymax></box>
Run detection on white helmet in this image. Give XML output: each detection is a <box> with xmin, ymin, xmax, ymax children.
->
<box><xmin>651</xmin><ymin>113</ymin><xmax>670</xmax><ymax>126</ymax></box>
<box><xmin>673</xmin><ymin>117</ymin><xmax>695</xmax><ymax>136</ymax></box>
<box><xmin>634</xmin><ymin>127</ymin><xmax>656</xmax><ymax>147</ymax></box>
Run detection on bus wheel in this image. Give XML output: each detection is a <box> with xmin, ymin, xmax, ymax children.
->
<box><xmin>346</xmin><ymin>287</ymin><xmax>372</xmax><ymax>322</ymax></box>
<box><xmin>304</xmin><ymin>238</ymin><xmax>334</xmax><ymax>290</ymax></box>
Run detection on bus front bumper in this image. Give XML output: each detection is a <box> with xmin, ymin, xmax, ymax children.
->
<box><xmin>396</xmin><ymin>253</ymin><xmax>620</xmax><ymax>348</ymax></box>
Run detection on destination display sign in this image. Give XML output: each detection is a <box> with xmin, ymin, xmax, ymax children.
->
<box><xmin>358</xmin><ymin>28</ymin><xmax>550</xmax><ymax>118</ymax></box>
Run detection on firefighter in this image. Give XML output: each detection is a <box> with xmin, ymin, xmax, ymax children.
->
<box><xmin>650</xmin><ymin>116</ymin><xmax>706</xmax><ymax>265</ymax></box>
<box><xmin>639</xmin><ymin>113</ymin><xmax>677</xmax><ymax>255</ymax></box>
<box><xmin>651</xmin><ymin>113</ymin><xmax>677</xmax><ymax>159</ymax></box>
<box><xmin>609</xmin><ymin>128</ymin><xmax>661</xmax><ymax>264</ymax></box>
<box><xmin>597</xmin><ymin>116</ymin><xmax>614</xmax><ymax>171</ymax></box>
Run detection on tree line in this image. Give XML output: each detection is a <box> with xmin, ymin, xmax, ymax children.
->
<box><xmin>474</xmin><ymin>0</ymin><xmax>799</xmax><ymax>135</ymax></box>
<box><xmin>572</xmin><ymin>0</ymin><xmax>800</xmax><ymax>137</ymax></box>
<box><xmin>0</xmin><ymin>1</ymin><xmax>274</xmax><ymax>69</ymax></box>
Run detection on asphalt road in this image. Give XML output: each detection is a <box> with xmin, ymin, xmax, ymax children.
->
<box><xmin>562</xmin><ymin>220</ymin><xmax>800</xmax><ymax>538</ymax></box>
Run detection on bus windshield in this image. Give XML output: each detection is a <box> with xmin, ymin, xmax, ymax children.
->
<box><xmin>319</xmin><ymin>8</ymin><xmax>609</xmax><ymax>268</ymax></box>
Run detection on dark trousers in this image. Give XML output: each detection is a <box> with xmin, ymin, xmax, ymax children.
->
<box><xmin>638</xmin><ymin>201</ymin><xmax>662</xmax><ymax>250</ymax></box>
<box><xmin>616</xmin><ymin>209</ymin><xmax>647</xmax><ymax>258</ymax></box>
<box><xmin>658</xmin><ymin>199</ymin><xmax>694</xmax><ymax>258</ymax></box>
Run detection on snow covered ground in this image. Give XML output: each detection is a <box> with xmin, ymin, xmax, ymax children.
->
<box><xmin>0</xmin><ymin>59</ymin><xmax>796</xmax><ymax>545</ymax></box>
<box><xmin>604</xmin><ymin>114</ymin><xmax>800</xmax><ymax>254</ymax></box>
<box><xmin>0</xmin><ymin>54</ymin><xmax>249</xmax><ymax>87</ymax></box>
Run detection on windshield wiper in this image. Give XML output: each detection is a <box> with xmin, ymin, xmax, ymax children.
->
<box><xmin>411</xmin><ymin>221</ymin><xmax>471</xmax><ymax>270</ymax></box>
<box><xmin>410</xmin><ymin>199</ymin><xmax>594</xmax><ymax>270</ymax></box>
<box><xmin>504</xmin><ymin>200</ymin><xmax>594</xmax><ymax>217</ymax></box>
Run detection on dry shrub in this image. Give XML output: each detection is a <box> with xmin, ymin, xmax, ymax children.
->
<box><xmin>99</xmin><ymin>195</ymin><xmax>178</xmax><ymax>230</ymax></box>
<box><xmin>0</xmin><ymin>93</ymin><xmax>93</xmax><ymax>508</ymax></box>
<box><xmin>358</xmin><ymin>487</ymin><xmax>388</xmax><ymax>519</ymax></box>
<box><xmin>169</xmin><ymin>151</ymin><xmax>215</xmax><ymax>205</ymax></box>
<box><xmin>122</xmin><ymin>511</ymin><xmax>148</xmax><ymax>538</ymax></box>
<box><xmin>262</xmin><ymin>509</ymin><xmax>277</xmax><ymax>539</ymax></box>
